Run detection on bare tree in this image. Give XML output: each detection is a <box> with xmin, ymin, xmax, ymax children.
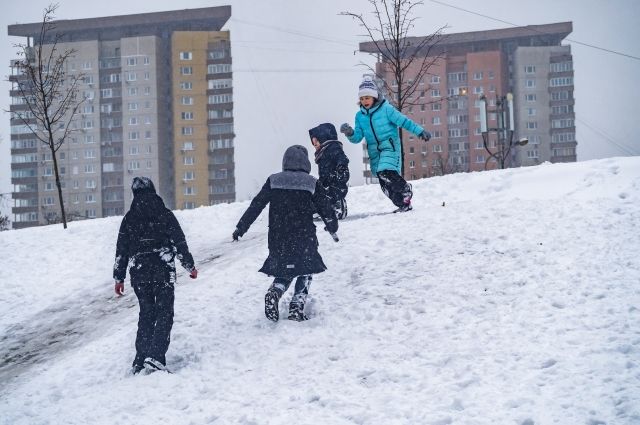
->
<box><xmin>0</xmin><ymin>214</ymin><xmax>10</xmax><ymax>231</ymax></box>
<box><xmin>342</xmin><ymin>0</ymin><xmax>447</xmax><ymax>177</ymax></box>
<box><xmin>9</xmin><ymin>4</ymin><xmax>84</xmax><ymax>229</ymax></box>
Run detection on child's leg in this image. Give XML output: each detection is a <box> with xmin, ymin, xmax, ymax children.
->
<box><xmin>265</xmin><ymin>277</ymin><xmax>293</xmax><ymax>322</ymax></box>
<box><xmin>377</xmin><ymin>170</ymin><xmax>412</xmax><ymax>207</ymax></box>
<box><xmin>289</xmin><ymin>275</ymin><xmax>313</xmax><ymax>321</ymax></box>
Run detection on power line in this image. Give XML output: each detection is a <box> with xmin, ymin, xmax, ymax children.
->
<box><xmin>428</xmin><ymin>0</ymin><xmax>640</xmax><ymax>61</ymax></box>
<box><xmin>576</xmin><ymin>118</ymin><xmax>639</xmax><ymax>156</ymax></box>
<box><xmin>229</xmin><ymin>18</ymin><xmax>355</xmax><ymax>47</ymax></box>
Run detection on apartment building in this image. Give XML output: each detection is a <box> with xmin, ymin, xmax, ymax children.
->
<box><xmin>359</xmin><ymin>22</ymin><xmax>577</xmax><ymax>182</ymax></box>
<box><xmin>8</xmin><ymin>6</ymin><xmax>235</xmax><ymax>229</ymax></box>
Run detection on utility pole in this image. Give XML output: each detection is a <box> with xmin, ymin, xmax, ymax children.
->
<box><xmin>479</xmin><ymin>93</ymin><xmax>528</xmax><ymax>170</ymax></box>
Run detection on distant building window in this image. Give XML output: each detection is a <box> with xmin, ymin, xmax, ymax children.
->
<box><xmin>473</xmin><ymin>71</ymin><xmax>483</xmax><ymax>80</ymax></box>
<box><xmin>181</xmin><ymin>67</ymin><xmax>193</xmax><ymax>75</ymax></box>
<box><xmin>180</xmin><ymin>82</ymin><xmax>193</xmax><ymax>90</ymax></box>
<box><xmin>180</xmin><ymin>51</ymin><xmax>193</xmax><ymax>60</ymax></box>
<box><xmin>525</xmin><ymin>94</ymin><xmax>537</xmax><ymax>102</ymax></box>
<box><xmin>524</xmin><ymin>65</ymin><xmax>536</xmax><ymax>74</ymax></box>
<box><xmin>525</xmin><ymin>79</ymin><xmax>536</xmax><ymax>88</ymax></box>
<box><xmin>126</xmin><ymin>57</ymin><xmax>137</xmax><ymax>66</ymax></box>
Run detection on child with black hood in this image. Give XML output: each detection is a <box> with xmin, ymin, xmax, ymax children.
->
<box><xmin>309</xmin><ymin>123</ymin><xmax>350</xmax><ymax>220</ymax></box>
<box><xmin>113</xmin><ymin>177</ymin><xmax>197</xmax><ymax>374</ymax></box>
<box><xmin>232</xmin><ymin>145</ymin><xmax>338</xmax><ymax>322</ymax></box>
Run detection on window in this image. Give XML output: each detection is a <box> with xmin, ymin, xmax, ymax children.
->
<box><xmin>526</xmin><ymin>122</ymin><xmax>538</xmax><ymax>129</ymax></box>
<box><xmin>180</xmin><ymin>51</ymin><xmax>193</xmax><ymax>60</ymax></box>
<box><xmin>431</xmin><ymin>89</ymin><xmax>441</xmax><ymax>98</ymax></box>
<box><xmin>126</xmin><ymin>72</ymin><xmax>137</xmax><ymax>82</ymax></box>
<box><xmin>432</xmin><ymin>144</ymin><xmax>442</xmax><ymax>153</ymax></box>
<box><xmin>550</xmin><ymin>62</ymin><xmax>572</xmax><ymax>73</ymax></box>
<box><xmin>473</xmin><ymin>71</ymin><xmax>483</xmax><ymax>80</ymax></box>
<box><xmin>207</xmin><ymin>64</ymin><xmax>232</xmax><ymax>74</ymax></box>
<box><xmin>129</xmin><ymin>161</ymin><xmax>140</xmax><ymax>170</ymax></box>
<box><xmin>184</xmin><ymin>156</ymin><xmax>194</xmax><ymax>165</ymax></box>
<box><xmin>525</xmin><ymin>94</ymin><xmax>537</xmax><ymax>102</ymax></box>
<box><xmin>128</xmin><ymin>103</ymin><xmax>138</xmax><ymax>111</ymax></box>
<box><xmin>552</xmin><ymin>132</ymin><xmax>575</xmax><ymax>143</ymax></box>
<box><xmin>552</xmin><ymin>119</ymin><xmax>574</xmax><ymax>129</ymax></box>
<box><xmin>126</xmin><ymin>57</ymin><xmax>137</xmax><ymax>66</ymax></box>
<box><xmin>181</xmin><ymin>67</ymin><xmax>193</xmax><ymax>75</ymax></box>
<box><xmin>551</xmin><ymin>91</ymin><xmax>570</xmax><ymax>101</ymax></box>
<box><xmin>209</xmin><ymin>49</ymin><xmax>226</xmax><ymax>59</ymax></box>
<box><xmin>476</xmin><ymin>155</ymin><xmax>485</xmax><ymax>163</ymax></box>
<box><xmin>180</xmin><ymin>82</ymin><xmax>193</xmax><ymax>90</ymax></box>
<box><xmin>526</xmin><ymin>150</ymin><xmax>539</xmax><ymax>159</ymax></box>
<box><xmin>183</xmin><ymin>171</ymin><xmax>195</xmax><ymax>181</ymax></box>
<box><xmin>183</xmin><ymin>142</ymin><xmax>194</xmax><ymax>151</ymax></box>
<box><xmin>129</xmin><ymin>131</ymin><xmax>140</xmax><ymax>140</ymax></box>
<box><xmin>208</xmin><ymin>94</ymin><xmax>233</xmax><ymax>104</ymax></box>
<box><xmin>524</xmin><ymin>65</ymin><xmax>536</xmax><ymax>74</ymax></box>
<box><xmin>84</xmin><ymin>164</ymin><xmax>96</xmax><ymax>173</ymax></box>
<box><xmin>525</xmin><ymin>79</ymin><xmax>536</xmax><ymax>88</ymax></box>
<box><xmin>527</xmin><ymin>108</ymin><xmax>536</xmax><ymax>116</ymax></box>
<box><xmin>129</xmin><ymin>146</ymin><xmax>140</xmax><ymax>155</ymax></box>
<box><xmin>432</xmin><ymin>116</ymin><xmax>441</xmax><ymax>125</ymax></box>
<box><xmin>488</xmin><ymin>71</ymin><xmax>495</xmax><ymax>79</ymax></box>
<box><xmin>430</xmin><ymin>75</ymin><xmax>440</xmax><ymax>84</ymax></box>
<box><xmin>181</xmin><ymin>112</ymin><xmax>194</xmax><ymax>120</ymax></box>
<box><xmin>84</xmin><ymin>149</ymin><xmax>97</xmax><ymax>159</ymax></box>
<box><xmin>85</xmin><ymin>180</ymin><xmax>97</xmax><ymax>189</ymax></box>
<box><xmin>145</xmin><ymin>131</ymin><xmax>152</xmax><ymax>139</ymax></box>
<box><xmin>552</xmin><ymin>105</ymin><xmax>573</xmax><ymax>115</ymax></box>
<box><xmin>181</xmin><ymin>127</ymin><xmax>194</xmax><ymax>135</ymax></box>
<box><xmin>182</xmin><ymin>96</ymin><xmax>194</xmax><ymax>105</ymax></box>
<box><xmin>474</xmin><ymin>86</ymin><xmax>484</xmax><ymax>94</ymax></box>
<box><xmin>101</xmin><ymin>88</ymin><xmax>113</xmax><ymax>98</ymax></box>
<box><xmin>129</xmin><ymin>117</ymin><xmax>139</xmax><ymax>125</ymax></box>
<box><xmin>550</xmin><ymin>77</ymin><xmax>573</xmax><ymax>87</ymax></box>
<box><xmin>143</xmin><ymin>56</ymin><xmax>150</xmax><ymax>65</ymax></box>
<box><xmin>431</xmin><ymin>103</ymin><xmax>441</xmax><ymax>111</ymax></box>
<box><xmin>127</xmin><ymin>87</ymin><xmax>138</xmax><ymax>96</ymax></box>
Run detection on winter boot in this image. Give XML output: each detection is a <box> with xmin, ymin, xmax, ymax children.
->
<box><xmin>143</xmin><ymin>357</ymin><xmax>168</xmax><ymax>373</ymax></box>
<box><xmin>402</xmin><ymin>182</ymin><xmax>413</xmax><ymax>204</ymax></box>
<box><xmin>394</xmin><ymin>201</ymin><xmax>413</xmax><ymax>213</ymax></box>
<box><xmin>264</xmin><ymin>288</ymin><xmax>281</xmax><ymax>322</ymax></box>
<box><xmin>287</xmin><ymin>302</ymin><xmax>309</xmax><ymax>321</ymax></box>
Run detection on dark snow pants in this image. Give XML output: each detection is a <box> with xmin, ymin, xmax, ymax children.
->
<box><xmin>270</xmin><ymin>275</ymin><xmax>313</xmax><ymax>307</ymax></box>
<box><xmin>377</xmin><ymin>170</ymin><xmax>412</xmax><ymax>207</ymax></box>
<box><xmin>131</xmin><ymin>261</ymin><xmax>176</xmax><ymax>367</ymax></box>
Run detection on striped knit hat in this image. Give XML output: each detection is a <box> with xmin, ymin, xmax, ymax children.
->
<box><xmin>358</xmin><ymin>75</ymin><xmax>379</xmax><ymax>98</ymax></box>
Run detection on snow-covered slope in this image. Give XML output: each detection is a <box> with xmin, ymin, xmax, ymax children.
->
<box><xmin>1</xmin><ymin>157</ymin><xmax>639</xmax><ymax>425</ymax></box>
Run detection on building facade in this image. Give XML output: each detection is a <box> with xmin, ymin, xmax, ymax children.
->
<box><xmin>359</xmin><ymin>22</ymin><xmax>577</xmax><ymax>182</ymax></box>
<box><xmin>8</xmin><ymin>7</ymin><xmax>235</xmax><ymax>229</ymax></box>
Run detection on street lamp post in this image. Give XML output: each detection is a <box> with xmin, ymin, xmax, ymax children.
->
<box><xmin>479</xmin><ymin>93</ymin><xmax>528</xmax><ymax>170</ymax></box>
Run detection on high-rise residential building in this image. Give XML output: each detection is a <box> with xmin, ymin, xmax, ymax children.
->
<box><xmin>8</xmin><ymin>6</ymin><xmax>235</xmax><ymax>229</ymax></box>
<box><xmin>359</xmin><ymin>22</ymin><xmax>577</xmax><ymax>182</ymax></box>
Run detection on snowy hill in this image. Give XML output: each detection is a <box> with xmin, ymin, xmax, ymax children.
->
<box><xmin>1</xmin><ymin>157</ymin><xmax>639</xmax><ymax>425</ymax></box>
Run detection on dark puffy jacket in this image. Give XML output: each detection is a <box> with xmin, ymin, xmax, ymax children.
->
<box><xmin>309</xmin><ymin>123</ymin><xmax>350</xmax><ymax>198</ymax></box>
<box><xmin>113</xmin><ymin>177</ymin><xmax>194</xmax><ymax>282</ymax></box>
<box><xmin>235</xmin><ymin>145</ymin><xmax>338</xmax><ymax>278</ymax></box>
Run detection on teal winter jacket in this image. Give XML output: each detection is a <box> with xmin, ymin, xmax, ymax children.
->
<box><xmin>347</xmin><ymin>99</ymin><xmax>424</xmax><ymax>174</ymax></box>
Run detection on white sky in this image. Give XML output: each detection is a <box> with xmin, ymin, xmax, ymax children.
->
<box><xmin>2</xmin><ymin>0</ymin><xmax>639</xmax><ymax>212</ymax></box>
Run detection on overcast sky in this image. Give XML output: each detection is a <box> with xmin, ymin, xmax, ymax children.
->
<box><xmin>2</xmin><ymin>0</ymin><xmax>639</xmax><ymax>214</ymax></box>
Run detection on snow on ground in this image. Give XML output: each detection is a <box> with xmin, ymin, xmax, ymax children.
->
<box><xmin>1</xmin><ymin>157</ymin><xmax>639</xmax><ymax>425</ymax></box>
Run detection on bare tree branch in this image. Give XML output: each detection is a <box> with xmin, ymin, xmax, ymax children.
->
<box><xmin>5</xmin><ymin>3</ymin><xmax>84</xmax><ymax>229</ymax></box>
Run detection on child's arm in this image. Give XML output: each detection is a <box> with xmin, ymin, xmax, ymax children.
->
<box><xmin>312</xmin><ymin>182</ymin><xmax>338</xmax><ymax>234</ymax></box>
<box><xmin>386</xmin><ymin>104</ymin><xmax>425</xmax><ymax>137</ymax></box>
<box><xmin>235</xmin><ymin>179</ymin><xmax>271</xmax><ymax>237</ymax></box>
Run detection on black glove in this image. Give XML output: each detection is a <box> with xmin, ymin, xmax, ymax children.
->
<box><xmin>340</xmin><ymin>123</ymin><xmax>354</xmax><ymax>137</ymax></box>
<box><xmin>418</xmin><ymin>130</ymin><xmax>431</xmax><ymax>142</ymax></box>
<box><xmin>232</xmin><ymin>228</ymin><xmax>241</xmax><ymax>241</ymax></box>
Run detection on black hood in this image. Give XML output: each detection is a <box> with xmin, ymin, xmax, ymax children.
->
<box><xmin>309</xmin><ymin>123</ymin><xmax>338</xmax><ymax>143</ymax></box>
<box><xmin>282</xmin><ymin>145</ymin><xmax>311</xmax><ymax>173</ymax></box>
<box><xmin>131</xmin><ymin>176</ymin><xmax>156</xmax><ymax>197</ymax></box>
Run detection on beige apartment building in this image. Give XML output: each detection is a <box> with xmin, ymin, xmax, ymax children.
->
<box><xmin>8</xmin><ymin>6</ymin><xmax>235</xmax><ymax>228</ymax></box>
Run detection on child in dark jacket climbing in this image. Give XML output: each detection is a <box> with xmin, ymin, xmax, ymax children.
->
<box><xmin>309</xmin><ymin>123</ymin><xmax>350</xmax><ymax>219</ymax></box>
<box><xmin>232</xmin><ymin>145</ymin><xmax>338</xmax><ymax>322</ymax></box>
<box><xmin>113</xmin><ymin>177</ymin><xmax>197</xmax><ymax>374</ymax></box>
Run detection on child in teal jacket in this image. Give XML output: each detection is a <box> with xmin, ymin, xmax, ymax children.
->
<box><xmin>341</xmin><ymin>75</ymin><xmax>431</xmax><ymax>212</ymax></box>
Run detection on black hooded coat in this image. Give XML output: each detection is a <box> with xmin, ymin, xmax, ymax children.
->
<box><xmin>235</xmin><ymin>145</ymin><xmax>338</xmax><ymax>278</ymax></box>
<box><xmin>113</xmin><ymin>177</ymin><xmax>195</xmax><ymax>283</ymax></box>
<box><xmin>309</xmin><ymin>123</ymin><xmax>350</xmax><ymax>200</ymax></box>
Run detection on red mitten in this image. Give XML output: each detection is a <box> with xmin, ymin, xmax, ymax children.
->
<box><xmin>115</xmin><ymin>281</ymin><xmax>125</xmax><ymax>296</ymax></box>
<box><xmin>190</xmin><ymin>268</ymin><xmax>198</xmax><ymax>279</ymax></box>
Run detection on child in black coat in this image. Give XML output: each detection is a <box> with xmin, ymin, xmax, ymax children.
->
<box><xmin>113</xmin><ymin>177</ymin><xmax>197</xmax><ymax>374</ymax></box>
<box><xmin>309</xmin><ymin>123</ymin><xmax>350</xmax><ymax>219</ymax></box>
<box><xmin>232</xmin><ymin>145</ymin><xmax>338</xmax><ymax>322</ymax></box>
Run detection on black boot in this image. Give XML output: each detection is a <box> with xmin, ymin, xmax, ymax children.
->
<box><xmin>287</xmin><ymin>302</ymin><xmax>309</xmax><ymax>321</ymax></box>
<box><xmin>264</xmin><ymin>288</ymin><xmax>281</xmax><ymax>322</ymax></box>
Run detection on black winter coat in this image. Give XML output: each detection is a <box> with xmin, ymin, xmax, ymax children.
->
<box><xmin>315</xmin><ymin>141</ymin><xmax>350</xmax><ymax>197</ymax></box>
<box><xmin>113</xmin><ymin>192</ymin><xmax>195</xmax><ymax>283</ymax></box>
<box><xmin>235</xmin><ymin>171</ymin><xmax>338</xmax><ymax>278</ymax></box>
